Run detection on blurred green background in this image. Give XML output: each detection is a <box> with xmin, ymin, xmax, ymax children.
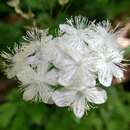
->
<box><xmin>0</xmin><ymin>0</ymin><xmax>130</xmax><ymax>130</ymax></box>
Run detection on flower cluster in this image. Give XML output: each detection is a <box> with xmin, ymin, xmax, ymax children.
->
<box><xmin>1</xmin><ymin>16</ymin><xmax>125</xmax><ymax>118</ymax></box>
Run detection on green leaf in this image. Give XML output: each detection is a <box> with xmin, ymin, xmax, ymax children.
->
<box><xmin>0</xmin><ymin>103</ymin><xmax>16</xmax><ymax>128</ymax></box>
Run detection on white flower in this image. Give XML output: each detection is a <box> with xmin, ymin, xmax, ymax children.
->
<box><xmin>95</xmin><ymin>48</ymin><xmax>124</xmax><ymax>87</ymax></box>
<box><xmin>17</xmin><ymin>64</ymin><xmax>58</xmax><ymax>103</ymax></box>
<box><xmin>52</xmin><ymin>86</ymin><xmax>107</xmax><ymax>118</ymax></box>
<box><xmin>1</xmin><ymin>44</ymin><xmax>29</xmax><ymax>78</ymax></box>
<box><xmin>1</xmin><ymin>17</ymin><xmax>128</xmax><ymax>119</ymax></box>
<box><xmin>1</xmin><ymin>28</ymin><xmax>53</xmax><ymax>78</ymax></box>
<box><xmin>87</xmin><ymin>21</ymin><xmax>121</xmax><ymax>51</ymax></box>
<box><xmin>59</xmin><ymin>16</ymin><xmax>90</xmax><ymax>44</ymax></box>
<box><xmin>86</xmin><ymin>21</ymin><xmax>124</xmax><ymax>87</ymax></box>
<box><xmin>51</xmin><ymin>36</ymin><xmax>97</xmax><ymax>87</ymax></box>
<box><xmin>22</xmin><ymin>28</ymin><xmax>53</xmax><ymax>65</ymax></box>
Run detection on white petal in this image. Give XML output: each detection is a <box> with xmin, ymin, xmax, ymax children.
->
<box><xmin>23</xmin><ymin>84</ymin><xmax>37</xmax><ymax>101</ymax></box>
<box><xmin>26</xmin><ymin>55</ymin><xmax>37</xmax><ymax>65</ymax></box>
<box><xmin>58</xmin><ymin>65</ymin><xmax>77</xmax><ymax>86</ymax></box>
<box><xmin>84</xmin><ymin>87</ymin><xmax>107</xmax><ymax>104</ymax></box>
<box><xmin>58</xmin><ymin>36</ymin><xmax>87</xmax><ymax>62</ymax></box>
<box><xmin>45</xmin><ymin>69</ymin><xmax>59</xmax><ymax>85</ymax></box>
<box><xmin>37</xmin><ymin>63</ymin><xmax>48</xmax><ymax>75</ymax></box>
<box><xmin>52</xmin><ymin>88</ymin><xmax>76</xmax><ymax>107</ymax></box>
<box><xmin>111</xmin><ymin>64</ymin><xmax>124</xmax><ymax>80</ymax></box>
<box><xmin>17</xmin><ymin>66</ymin><xmax>35</xmax><ymax>84</ymax></box>
<box><xmin>87</xmin><ymin>35</ymin><xmax>104</xmax><ymax>51</ymax></box>
<box><xmin>39</xmin><ymin>84</ymin><xmax>54</xmax><ymax>104</ymax></box>
<box><xmin>82</xmin><ymin>54</ymin><xmax>99</xmax><ymax>73</ymax></box>
<box><xmin>108</xmin><ymin>49</ymin><xmax>123</xmax><ymax>63</ymax></box>
<box><xmin>41</xmin><ymin>41</ymin><xmax>59</xmax><ymax>62</ymax></box>
<box><xmin>98</xmin><ymin>63</ymin><xmax>112</xmax><ymax>87</ymax></box>
<box><xmin>53</xmin><ymin>48</ymin><xmax>74</xmax><ymax>69</ymax></box>
<box><xmin>72</xmin><ymin>96</ymin><xmax>85</xmax><ymax>118</ymax></box>
<box><xmin>81</xmin><ymin>70</ymin><xmax>96</xmax><ymax>87</ymax></box>
<box><xmin>70</xmin><ymin>69</ymin><xmax>96</xmax><ymax>90</ymax></box>
<box><xmin>59</xmin><ymin>24</ymin><xmax>77</xmax><ymax>34</ymax></box>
